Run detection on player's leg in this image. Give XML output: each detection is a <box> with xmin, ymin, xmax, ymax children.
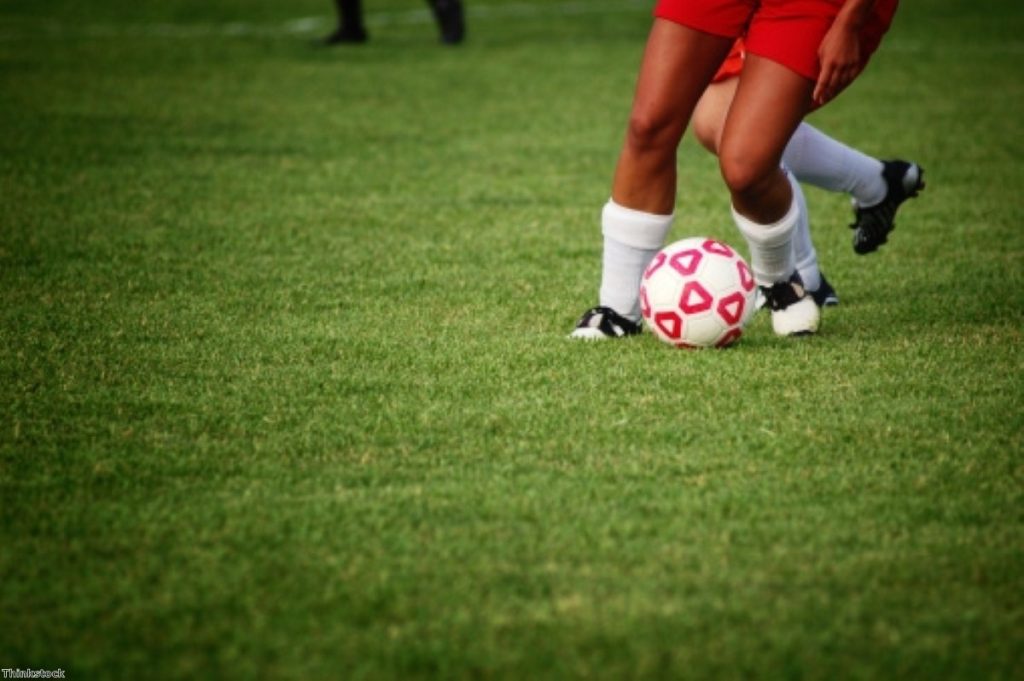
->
<box><xmin>785</xmin><ymin>168</ymin><xmax>834</xmax><ymax>304</ymax></box>
<box><xmin>694</xmin><ymin>79</ymin><xmax>834</xmax><ymax>308</ymax></box>
<box><xmin>718</xmin><ymin>53</ymin><xmax>819</xmax><ymax>336</ymax></box>
<box><xmin>611</xmin><ymin>20</ymin><xmax>734</xmax><ymax>215</ymax></box>
<box><xmin>784</xmin><ymin>123</ymin><xmax>924</xmax><ymax>254</ymax></box>
<box><xmin>325</xmin><ymin>0</ymin><xmax>368</xmax><ymax>44</ymax></box>
<box><xmin>571</xmin><ymin>20</ymin><xmax>733</xmax><ymax>339</ymax></box>
<box><xmin>786</xmin><ymin>0</ymin><xmax>921</xmax><ymax>254</ymax></box>
<box><xmin>784</xmin><ymin>123</ymin><xmax>886</xmax><ymax>203</ymax></box>
<box><xmin>427</xmin><ymin>0</ymin><xmax>464</xmax><ymax>44</ymax></box>
<box><xmin>719</xmin><ymin>54</ymin><xmax>810</xmax><ymax>223</ymax></box>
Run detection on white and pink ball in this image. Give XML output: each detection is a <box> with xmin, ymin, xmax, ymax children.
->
<box><xmin>640</xmin><ymin>237</ymin><xmax>757</xmax><ymax>349</ymax></box>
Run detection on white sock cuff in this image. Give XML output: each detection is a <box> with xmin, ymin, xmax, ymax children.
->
<box><xmin>601</xmin><ymin>199</ymin><xmax>674</xmax><ymax>250</ymax></box>
<box><xmin>730</xmin><ymin>199</ymin><xmax>799</xmax><ymax>248</ymax></box>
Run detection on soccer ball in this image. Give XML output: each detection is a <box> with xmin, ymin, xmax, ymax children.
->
<box><xmin>639</xmin><ymin>237</ymin><xmax>757</xmax><ymax>348</ymax></box>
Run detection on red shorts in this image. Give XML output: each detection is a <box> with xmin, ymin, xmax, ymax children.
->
<box><xmin>712</xmin><ymin>39</ymin><xmax>745</xmax><ymax>83</ymax></box>
<box><xmin>655</xmin><ymin>0</ymin><xmax>898</xmax><ymax>82</ymax></box>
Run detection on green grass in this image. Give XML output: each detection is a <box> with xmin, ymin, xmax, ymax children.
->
<box><xmin>2</xmin><ymin>0</ymin><xmax>1022</xmax><ymax>678</ymax></box>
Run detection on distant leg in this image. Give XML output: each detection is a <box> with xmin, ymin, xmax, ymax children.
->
<box><xmin>428</xmin><ymin>0</ymin><xmax>465</xmax><ymax>44</ymax></box>
<box><xmin>325</xmin><ymin>0</ymin><xmax>368</xmax><ymax>44</ymax></box>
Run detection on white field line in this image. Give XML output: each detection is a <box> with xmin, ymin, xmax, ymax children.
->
<box><xmin>0</xmin><ymin>1</ymin><xmax>650</xmax><ymax>40</ymax></box>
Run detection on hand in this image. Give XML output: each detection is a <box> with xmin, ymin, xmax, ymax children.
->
<box><xmin>813</xmin><ymin>22</ymin><xmax>863</xmax><ymax>106</ymax></box>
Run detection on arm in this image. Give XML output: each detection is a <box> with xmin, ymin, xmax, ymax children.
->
<box><xmin>813</xmin><ymin>0</ymin><xmax>879</xmax><ymax>106</ymax></box>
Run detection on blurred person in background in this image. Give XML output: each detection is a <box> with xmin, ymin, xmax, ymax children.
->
<box><xmin>325</xmin><ymin>0</ymin><xmax>465</xmax><ymax>45</ymax></box>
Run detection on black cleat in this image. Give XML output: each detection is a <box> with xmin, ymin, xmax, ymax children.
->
<box><xmin>568</xmin><ymin>306</ymin><xmax>642</xmax><ymax>340</ymax></box>
<box><xmin>851</xmin><ymin>160</ymin><xmax>925</xmax><ymax>255</ymax></box>
<box><xmin>430</xmin><ymin>0</ymin><xmax>465</xmax><ymax>44</ymax></box>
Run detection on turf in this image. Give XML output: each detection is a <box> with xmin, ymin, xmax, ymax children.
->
<box><xmin>1</xmin><ymin>0</ymin><xmax>1022</xmax><ymax>678</ymax></box>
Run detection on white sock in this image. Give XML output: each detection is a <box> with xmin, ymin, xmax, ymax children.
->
<box><xmin>785</xmin><ymin>168</ymin><xmax>821</xmax><ymax>292</ymax></box>
<box><xmin>731</xmin><ymin>195</ymin><xmax>799</xmax><ymax>287</ymax></box>
<box><xmin>783</xmin><ymin>122</ymin><xmax>886</xmax><ymax>208</ymax></box>
<box><xmin>599</xmin><ymin>199</ymin><xmax>674</xmax><ymax>322</ymax></box>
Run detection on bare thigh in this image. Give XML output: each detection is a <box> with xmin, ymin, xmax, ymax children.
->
<box><xmin>611</xmin><ymin>19</ymin><xmax>733</xmax><ymax>214</ymax></box>
<box><xmin>718</xmin><ymin>54</ymin><xmax>813</xmax><ymax>221</ymax></box>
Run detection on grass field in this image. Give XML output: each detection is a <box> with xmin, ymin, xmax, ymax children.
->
<box><xmin>2</xmin><ymin>0</ymin><xmax>1023</xmax><ymax>678</ymax></box>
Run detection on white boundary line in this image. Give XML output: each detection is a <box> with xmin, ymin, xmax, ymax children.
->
<box><xmin>0</xmin><ymin>1</ymin><xmax>649</xmax><ymax>40</ymax></box>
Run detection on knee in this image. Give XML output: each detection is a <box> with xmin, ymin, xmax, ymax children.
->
<box><xmin>718</xmin><ymin>149</ymin><xmax>772</xmax><ymax>198</ymax></box>
<box><xmin>624</xmin><ymin>108</ymin><xmax>684</xmax><ymax>155</ymax></box>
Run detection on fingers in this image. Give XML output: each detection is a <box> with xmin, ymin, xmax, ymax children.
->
<box><xmin>814</xmin><ymin>25</ymin><xmax>863</xmax><ymax>106</ymax></box>
<box><xmin>812</xmin><ymin>66</ymin><xmax>834</xmax><ymax>105</ymax></box>
<box><xmin>813</xmin><ymin>62</ymin><xmax>863</xmax><ymax>106</ymax></box>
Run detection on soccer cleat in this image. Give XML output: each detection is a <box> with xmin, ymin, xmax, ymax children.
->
<box><xmin>324</xmin><ymin>26</ymin><xmax>368</xmax><ymax>44</ymax></box>
<box><xmin>760</xmin><ymin>272</ymin><xmax>820</xmax><ymax>337</ymax></box>
<box><xmin>757</xmin><ymin>272</ymin><xmax>838</xmax><ymax>310</ymax></box>
<box><xmin>810</xmin><ymin>273</ymin><xmax>839</xmax><ymax>307</ymax></box>
<box><xmin>568</xmin><ymin>306</ymin><xmax>642</xmax><ymax>340</ymax></box>
<box><xmin>851</xmin><ymin>160</ymin><xmax>925</xmax><ymax>255</ymax></box>
<box><xmin>430</xmin><ymin>0</ymin><xmax>465</xmax><ymax>44</ymax></box>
